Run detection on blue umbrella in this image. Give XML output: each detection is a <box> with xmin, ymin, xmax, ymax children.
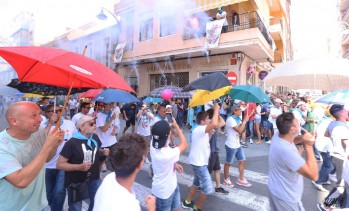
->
<box><xmin>93</xmin><ymin>89</ymin><xmax>140</xmax><ymax>103</ymax></box>
<box><xmin>315</xmin><ymin>90</ymin><xmax>349</xmax><ymax>105</ymax></box>
<box><xmin>143</xmin><ymin>97</ymin><xmax>162</xmax><ymax>103</ymax></box>
<box><xmin>229</xmin><ymin>85</ymin><xmax>271</xmax><ymax>104</ymax></box>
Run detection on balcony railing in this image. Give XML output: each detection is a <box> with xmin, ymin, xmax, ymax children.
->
<box><xmin>183</xmin><ymin>11</ymin><xmax>275</xmax><ymax>49</ymax></box>
<box><xmin>270</xmin><ymin>17</ymin><xmax>283</xmax><ymax>31</ymax></box>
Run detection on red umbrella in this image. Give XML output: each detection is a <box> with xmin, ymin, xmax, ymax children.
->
<box><xmin>0</xmin><ymin>46</ymin><xmax>134</xmax><ymax>92</ymax></box>
<box><xmin>79</xmin><ymin>89</ymin><xmax>103</xmax><ymax>99</ymax></box>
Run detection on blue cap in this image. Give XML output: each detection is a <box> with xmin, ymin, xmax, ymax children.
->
<box><xmin>218</xmin><ymin>7</ymin><xmax>222</xmax><ymax>11</ymax></box>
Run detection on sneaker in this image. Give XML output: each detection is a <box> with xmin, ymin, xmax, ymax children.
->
<box><xmin>249</xmin><ymin>138</ymin><xmax>253</xmax><ymax>144</ymax></box>
<box><xmin>266</xmin><ymin>140</ymin><xmax>271</xmax><ymax>144</ymax></box>
<box><xmin>223</xmin><ymin>178</ymin><xmax>235</xmax><ymax>188</ymax></box>
<box><xmin>144</xmin><ymin>157</ymin><xmax>150</xmax><ymax>164</ymax></box>
<box><xmin>317</xmin><ymin>203</ymin><xmax>329</xmax><ymax>211</ymax></box>
<box><xmin>215</xmin><ymin>187</ymin><xmax>229</xmax><ymax>195</ymax></box>
<box><xmin>320</xmin><ymin>180</ymin><xmax>331</xmax><ymax>185</ymax></box>
<box><xmin>182</xmin><ymin>200</ymin><xmax>194</xmax><ymax>209</ymax></box>
<box><xmin>311</xmin><ymin>181</ymin><xmax>328</xmax><ymax>192</ymax></box>
<box><xmin>329</xmin><ymin>174</ymin><xmax>338</xmax><ymax>183</ymax></box>
<box><xmin>237</xmin><ymin>178</ymin><xmax>252</xmax><ymax>187</ymax></box>
<box><xmin>241</xmin><ymin>142</ymin><xmax>248</xmax><ymax>148</ymax></box>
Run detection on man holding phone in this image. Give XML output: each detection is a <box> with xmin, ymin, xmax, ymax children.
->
<box><xmin>136</xmin><ymin>104</ymin><xmax>154</xmax><ymax>164</ymax></box>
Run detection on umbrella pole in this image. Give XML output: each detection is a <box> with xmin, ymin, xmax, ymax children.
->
<box><xmin>53</xmin><ymin>46</ymin><xmax>87</xmax><ymax>132</ymax></box>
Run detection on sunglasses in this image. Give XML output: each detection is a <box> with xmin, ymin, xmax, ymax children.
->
<box><xmin>84</xmin><ymin>107</ymin><xmax>91</xmax><ymax>109</ymax></box>
<box><xmin>87</xmin><ymin>122</ymin><xmax>96</xmax><ymax>127</ymax></box>
<box><xmin>98</xmin><ymin>104</ymin><xmax>105</xmax><ymax>107</ymax></box>
<box><xmin>47</xmin><ymin>109</ymin><xmax>62</xmax><ymax>113</ymax></box>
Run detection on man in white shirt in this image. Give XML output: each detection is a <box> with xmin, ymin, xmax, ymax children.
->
<box><xmin>40</xmin><ymin>105</ymin><xmax>76</xmax><ymax>211</ymax></box>
<box><xmin>150</xmin><ymin>119</ymin><xmax>187</xmax><ymax>211</ymax></box>
<box><xmin>182</xmin><ymin>103</ymin><xmax>220</xmax><ymax>211</ymax></box>
<box><xmin>224</xmin><ymin>104</ymin><xmax>254</xmax><ymax>188</ymax></box>
<box><xmin>67</xmin><ymin>97</ymin><xmax>78</xmax><ymax>119</ymax></box>
<box><xmin>216</xmin><ymin>7</ymin><xmax>228</xmax><ymax>33</ymax></box>
<box><xmin>136</xmin><ymin>104</ymin><xmax>154</xmax><ymax>164</ymax></box>
<box><xmin>267</xmin><ymin>98</ymin><xmax>283</xmax><ymax>144</ymax></box>
<box><xmin>71</xmin><ymin>102</ymin><xmax>91</xmax><ymax>126</ymax></box>
<box><xmin>93</xmin><ymin>134</ymin><xmax>155</xmax><ymax>211</ymax></box>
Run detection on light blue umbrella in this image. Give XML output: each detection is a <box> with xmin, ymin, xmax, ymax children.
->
<box><xmin>143</xmin><ymin>97</ymin><xmax>162</xmax><ymax>103</ymax></box>
<box><xmin>93</xmin><ymin>89</ymin><xmax>140</xmax><ymax>103</ymax></box>
<box><xmin>229</xmin><ymin>85</ymin><xmax>271</xmax><ymax>104</ymax></box>
<box><xmin>315</xmin><ymin>90</ymin><xmax>349</xmax><ymax>105</ymax></box>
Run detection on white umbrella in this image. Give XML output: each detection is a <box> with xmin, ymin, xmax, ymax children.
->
<box><xmin>264</xmin><ymin>56</ymin><xmax>349</xmax><ymax>91</ymax></box>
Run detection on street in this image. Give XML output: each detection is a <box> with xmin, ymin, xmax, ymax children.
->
<box><xmin>0</xmin><ymin>110</ymin><xmax>327</xmax><ymax>211</ymax></box>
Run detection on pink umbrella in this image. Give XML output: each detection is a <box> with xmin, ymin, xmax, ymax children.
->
<box><xmin>79</xmin><ymin>89</ymin><xmax>103</xmax><ymax>99</ymax></box>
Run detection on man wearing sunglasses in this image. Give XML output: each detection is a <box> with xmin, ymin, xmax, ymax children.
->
<box><xmin>71</xmin><ymin>102</ymin><xmax>92</xmax><ymax>126</ymax></box>
<box><xmin>40</xmin><ymin>104</ymin><xmax>76</xmax><ymax>211</ymax></box>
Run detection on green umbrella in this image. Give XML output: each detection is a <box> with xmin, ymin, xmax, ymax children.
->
<box><xmin>229</xmin><ymin>85</ymin><xmax>271</xmax><ymax>103</ymax></box>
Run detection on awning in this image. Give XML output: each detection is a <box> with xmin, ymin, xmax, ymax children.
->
<box><xmin>192</xmin><ymin>0</ymin><xmax>248</xmax><ymax>12</ymax></box>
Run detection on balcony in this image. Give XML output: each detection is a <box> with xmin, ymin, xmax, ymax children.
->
<box><xmin>121</xmin><ymin>11</ymin><xmax>275</xmax><ymax>64</ymax></box>
<box><xmin>269</xmin><ymin>17</ymin><xmax>284</xmax><ymax>43</ymax></box>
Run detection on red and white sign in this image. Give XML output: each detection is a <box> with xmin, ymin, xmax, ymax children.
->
<box><xmin>226</xmin><ymin>72</ymin><xmax>238</xmax><ymax>85</ymax></box>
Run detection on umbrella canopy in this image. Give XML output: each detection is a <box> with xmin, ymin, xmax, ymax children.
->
<box><xmin>7</xmin><ymin>78</ymin><xmax>88</xmax><ymax>95</ymax></box>
<box><xmin>182</xmin><ymin>72</ymin><xmax>231</xmax><ymax>92</ymax></box>
<box><xmin>264</xmin><ymin>56</ymin><xmax>349</xmax><ymax>91</ymax></box>
<box><xmin>93</xmin><ymin>89</ymin><xmax>140</xmax><ymax>103</ymax></box>
<box><xmin>149</xmin><ymin>86</ymin><xmax>192</xmax><ymax>98</ymax></box>
<box><xmin>315</xmin><ymin>90</ymin><xmax>349</xmax><ymax>105</ymax></box>
<box><xmin>189</xmin><ymin>86</ymin><xmax>231</xmax><ymax>107</ymax></box>
<box><xmin>79</xmin><ymin>89</ymin><xmax>103</xmax><ymax>99</ymax></box>
<box><xmin>143</xmin><ymin>97</ymin><xmax>163</xmax><ymax>103</ymax></box>
<box><xmin>23</xmin><ymin>93</ymin><xmax>54</xmax><ymax>98</ymax></box>
<box><xmin>0</xmin><ymin>46</ymin><xmax>134</xmax><ymax>92</ymax></box>
<box><xmin>229</xmin><ymin>85</ymin><xmax>271</xmax><ymax>104</ymax></box>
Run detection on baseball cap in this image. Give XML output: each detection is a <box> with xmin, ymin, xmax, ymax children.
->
<box><xmin>296</xmin><ymin>101</ymin><xmax>306</xmax><ymax>107</ymax></box>
<box><xmin>166</xmin><ymin>105</ymin><xmax>172</xmax><ymax>109</ymax></box>
<box><xmin>274</xmin><ymin>98</ymin><xmax>282</xmax><ymax>103</ymax></box>
<box><xmin>151</xmin><ymin>120</ymin><xmax>170</xmax><ymax>149</ymax></box>
<box><xmin>76</xmin><ymin>115</ymin><xmax>96</xmax><ymax>128</ymax></box>
<box><xmin>330</xmin><ymin>104</ymin><xmax>344</xmax><ymax>116</ymax></box>
<box><xmin>218</xmin><ymin>7</ymin><xmax>222</xmax><ymax>11</ymax></box>
<box><xmin>207</xmin><ymin>101</ymin><xmax>214</xmax><ymax>107</ymax></box>
<box><xmin>231</xmin><ymin>104</ymin><xmax>241</xmax><ymax>112</ymax></box>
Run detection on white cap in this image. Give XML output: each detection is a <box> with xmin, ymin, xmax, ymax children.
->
<box><xmin>76</xmin><ymin>115</ymin><xmax>96</xmax><ymax>129</ymax></box>
<box><xmin>274</xmin><ymin>98</ymin><xmax>282</xmax><ymax>103</ymax></box>
<box><xmin>166</xmin><ymin>105</ymin><xmax>172</xmax><ymax>109</ymax></box>
<box><xmin>207</xmin><ymin>101</ymin><xmax>214</xmax><ymax>107</ymax></box>
<box><xmin>296</xmin><ymin>101</ymin><xmax>306</xmax><ymax>107</ymax></box>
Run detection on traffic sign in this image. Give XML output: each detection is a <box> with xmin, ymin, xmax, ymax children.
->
<box><xmin>258</xmin><ymin>70</ymin><xmax>268</xmax><ymax>80</ymax></box>
<box><xmin>226</xmin><ymin>71</ymin><xmax>237</xmax><ymax>85</ymax></box>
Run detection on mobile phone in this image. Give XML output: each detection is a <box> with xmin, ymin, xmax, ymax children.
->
<box><xmin>166</xmin><ymin>112</ymin><xmax>173</xmax><ymax>123</ymax></box>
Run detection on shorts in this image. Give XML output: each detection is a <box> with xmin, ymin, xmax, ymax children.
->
<box><xmin>254</xmin><ymin>118</ymin><xmax>261</xmax><ymax>123</ymax></box>
<box><xmin>262</xmin><ymin>120</ymin><xmax>273</xmax><ymax>130</ymax></box>
<box><xmin>269</xmin><ymin>191</ymin><xmax>305</xmax><ymax>211</ymax></box>
<box><xmin>126</xmin><ymin>118</ymin><xmax>136</xmax><ymax>127</ymax></box>
<box><xmin>208</xmin><ymin>152</ymin><xmax>221</xmax><ymax>174</ymax></box>
<box><xmin>191</xmin><ymin>165</ymin><xmax>214</xmax><ymax>195</ymax></box>
<box><xmin>225</xmin><ymin>145</ymin><xmax>246</xmax><ymax>164</ymax></box>
<box><xmin>155</xmin><ymin>185</ymin><xmax>181</xmax><ymax>211</ymax></box>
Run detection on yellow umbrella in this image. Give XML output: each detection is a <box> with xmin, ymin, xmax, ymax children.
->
<box><xmin>189</xmin><ymin>86</ymin><xmax>231</xmax><ymax>107</ymax></box>
<box><xmin>23</xmin><ymin>93</ymin><xmax>54</xmax><ymax>98</ymax></box>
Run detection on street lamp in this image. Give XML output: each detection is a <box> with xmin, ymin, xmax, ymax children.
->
<box><xmin>96</xmin><ymin>7</ymin><xmax>120</xmax><ymax>22</ymax></box>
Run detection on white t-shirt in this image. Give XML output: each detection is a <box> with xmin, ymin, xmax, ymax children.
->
<box><xmin>225</xmin><ymin>116</ymin><xmax>241</xmax><ymax>149</ymax></box>
<box><xmin>216</xmin><ymin>11</ymin><xmax>228</xmax><ymax>26</ymax></box>
<box><xmin>40</xmin><ymin>119</ymin><xmax>76</xmax><ymax>169</ymax></box>
<box><xmin>315</xmin><ymin>117</ymin><xmax>333</xmax><ymax>153</ymax></box>
<box><xmin>96</xmin><ymin>111</ymin><xmax>118</xmax><ymax>147</ymax></box>
<box><xmin>327</xmin><ymin>121</ymin><xmax>349</xmax><ymax>158</ymax></box>
<box><xmin>268</xmin><ymin>106</ymin><xmax>283</xmax><ymax>129</ymax></box>
<box><xmin>93</xmin><ymin>172</ymin><xmax>140</xmax><ymax>211</ymax></box>
<box><xmin>136</xmin><ymin>113</ymin><xmax>154</xmax><ymax>136</ymax></box>
<box><xmin>268</xmin><ymin>132</ymin><xmax>305</xmax><ymax>202</ymax></box>
<box><xmin>188</xmin><ymin>125</ymin><xmax>210</xmax><ymax>166</ymax></box>
<box><xmin>68</xmin><ymin>99</ymin><xmax>77</xmax><ymax>110</ymax></box>
<box><xmin>254</xmin><ymin>105</ymin><xmax>261</xmax><ymax>119</ymax></box>
<box><xmin>150</xmin><ymin>146</ymin><xmax>180</xmax><ymax>199</ymax></box>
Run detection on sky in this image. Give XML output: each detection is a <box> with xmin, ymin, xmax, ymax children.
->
<box><xmin>0</xmin><ymin>0</ymin><xmax>118</xmax><ymax>45</ymax></box>
<box><xmin>0</xmin><ymin>0</ymin><xmax>342</xmax><ymax>56</ymax></box>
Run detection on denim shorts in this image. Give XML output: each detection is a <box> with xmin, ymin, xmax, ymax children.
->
<box><xmin>155</xmin><ymin>185</ymin><xmax>181</xmax><ymax>211</ymax></box>
<box><xmin>261</xmin><ymin>120</ymin><xmax>273</xmax><ymax>130</ymax></box>
<box><xmin>191</xmin><ymin>165</ymin><xmax>214</xmax><ymax>195</ymax></box>
<box><xmin>225</xmin><ymin>145</ymin><xmax>246</xmax><ymax>164</ymax></box>
<box><xmin>254</xmin><ymin>117</ymin><xmax>261</xmax><ymax>123</ymax></box>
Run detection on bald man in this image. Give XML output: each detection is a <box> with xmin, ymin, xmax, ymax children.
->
<box><xmin>0</xmin><ymin>101</ymin><xmax>64</xmax><ymax>211</ymax></box>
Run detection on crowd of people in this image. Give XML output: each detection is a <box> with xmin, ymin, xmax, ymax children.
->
<box><xmin>0</xmin><ymin>90</ymin><xmax>348</xmax><ymax>211</ymax></box>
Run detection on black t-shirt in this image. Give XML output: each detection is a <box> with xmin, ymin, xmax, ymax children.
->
<box><xmin>60</xmin><ymin>134</ymin><xmax>102</xmax><ymax>187</ymax></box>
<box><xmin>124</xmin><ymin>103</ymin><xmax>137</xmax><ymax>119</ymax></box>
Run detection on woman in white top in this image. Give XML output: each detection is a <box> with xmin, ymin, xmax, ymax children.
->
<box><xmin>254</xmin><ymin>103</ymin><xmax>262</xmax><ymax>144</ymax></box>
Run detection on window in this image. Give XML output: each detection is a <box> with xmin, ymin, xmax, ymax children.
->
<box><xmin>160</xmin><ymin>15</ymin><xmax>176</xmax><ymax>37</ymax></box>
<box><xmin>139</xmin><ymin>13</ymin><xmax>153</xmax><ymax>41</ymax></box>
<box><xmin>103</xmin><ymin>37</ymin><xmax>111</xmax><ymax>67</ymax></box>
<box><xmin>150</xmin><ymin>72</ymin><xmax>189</xmax><ymax>91</ymax></box>
<box><xmin>125</xmin><ymin>77</ymin><xmax>139</xmax><ymax>93</ymax></box>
